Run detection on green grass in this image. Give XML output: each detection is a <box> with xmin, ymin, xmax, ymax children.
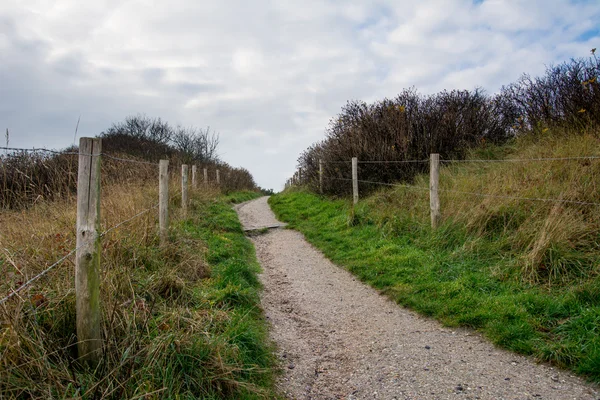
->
<box><xmin>223</xmin><ymin>191</ymin><xmax>262</xmax><ymax>204</ymax></box>
<box><xmin>170</xmin><ymin>196</ymin><xmax>278</xmax><ymax>398</ymax></box>
<box><xmin>269</xmin><ymin>190</ymin><xmax>600</xmax><ymax>382</ymax></box>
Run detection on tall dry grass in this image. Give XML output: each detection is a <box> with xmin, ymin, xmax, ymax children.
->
<box><xmin>0</xmin><ymin>156</ymin><xmax>271</xmax><ymax>398</ymax></box>
<box><xmin>361</xmin><ymin>129</ymin><xmax>600</xmax><ymax>284</ymax></box>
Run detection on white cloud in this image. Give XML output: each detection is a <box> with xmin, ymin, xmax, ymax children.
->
<box><xmin>0</xmin><ymin>0</ymin><xmax>599</xmax><ymax>190</ymax></box>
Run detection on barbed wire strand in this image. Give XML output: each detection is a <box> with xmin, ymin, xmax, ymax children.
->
<box><xmin>441</xmin><ymin>156</ymin><xmax>600</xmax><ymax>163</ymax></box>
<box><xmin>0</xmin><ymin>203</ymin><xmax>160</xmax><ymax>305</ymax></box>
<box><xmin>101</xmin><ymin>203</ymin><xmax>159</xmax><ymax>237</ymax></box>
<box><xmin>437</xmin><ymin>188</ymin><xmax>600</xmax><ymax>207</ymax></box>
<box><xmin>100</xmin><ymin>154</ymin><xmax>158</xmax><ymax>166</ymax></box>
<box><xmin>0</xmin><ymin>146</ymin><xmax>79</xmax><ymax>156</ymax></box>
<box><xmin>330</xmin><ymin>177</ymin><xmax>429</xmax><ymax>191</ymax></box>
<box><xmin>0</xmin><ymin>247</ymin><xmax>78</xmax><ymax>305</ymax></box>
<box><xmin>358</xmin><ymin>160</ymin><xmax>429</xmax><ymax>164</ymax></box>
<box><xmin>0</xmin><ymin>146</ymin><xmax>160</xmax><ymax>167</ymax></box>
<box><xmin>330</xmin><ymin>177</ymin><xmax>600</xmax><ymax>207</ymax></box>
<box><xmin>300</xmin><ymin>156</ymin><xmax>600</xmax><ymax>170</ymax></box>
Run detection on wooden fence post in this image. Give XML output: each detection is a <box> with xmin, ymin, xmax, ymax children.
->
<box><xmin>299</xmin><ymin>168</ymin><xmax>303</xmax><ymax>183</ymax></box>
<box><xmin>159</xmin><ymin>160</ymin><xmax>169</xmax><ymax>245</ymax></box>
<box><xmin>182</xmin><ymin>165</ymin><xmax>189</xmax><ymax>217</ymax></box>
<box><xmin>352</xmin><ymin>157</ymin><xmax>358</xmax><ymax>205</ymax></box>
<box><xmin>75</xmin><ymin>137</ymin><xmax>102</xmax><ymax>366</ymax></box>
<box><xmin>430</xmin><ymin>153</ymin><xmax>441</xmax><ymax>229</ymax></box>
<box><xmin>192</xmin><ymin>165</ymin><xmax>197</xmax><ymax>189</ymax></box>
<box><xmin>203</xmin><ymin>168</ymin><xmax>208</xmax><ymax>186</ymax></box>
<box><xmin>216</xmin><ymin>169</ymin><xmax>220</xmax><ymax>185</ymax></box>
<box><xmin>319</xmin><ymin>159</ymin><xmax>323</xmax><ymax>194</ymax></box>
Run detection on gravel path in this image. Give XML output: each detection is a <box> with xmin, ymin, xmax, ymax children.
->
<box><xmin>235</xmin><ymin>196</ymin><xmax>599</xmax><ymax>400</ymax></box>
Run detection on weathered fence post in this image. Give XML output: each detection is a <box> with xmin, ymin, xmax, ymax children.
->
<box><xmin>159</xmin><ymin>160</ymin><xmax>169</xmax><ymax>245</ymax></box>
<box><xmin>182</xmin><ymin>165</ymin><xmax>189</xmax><ymax>217</ymax></box>
<box><xmin>319</xmin><ymin>159</ymin><xmax>323</xmax><ymax>194</ymax></box>
<box><xmin>203</xmin><ymin>168</ymin><xmax>208</xmax><ymax>186</ymax></box>
<box><xmin>430</xmin><ymin>153</ymin><xmax>441</xmax><ymax>229</ymax></box>
<box><xmin>216</xmin><ymin>169</ymin><xmax>220</xmax><ymax>186</ymax></box>
<box><xmin>75</xmin><ymin>137</ymin><xmax>102</xmax><ymax>366</ymax></box>
<box><xmin>299</xmin><ymin>168</ymin><xmax>303</xmax><ymax>184</ymax></box>
<box><xmin>352</xmin><ymin>157</ymin><xmax>358</xmax><ymax>205</ymax></box>
<box><xmin>192</xmin><ymin>165</ymin><xmax>197</xmax><ymax>189</ymax></box>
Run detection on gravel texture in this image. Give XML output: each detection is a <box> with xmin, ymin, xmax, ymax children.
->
<box><xmin>235</xmin><ymin>196</ymin><xmax>599</xmax><ymax>400</ymax></box>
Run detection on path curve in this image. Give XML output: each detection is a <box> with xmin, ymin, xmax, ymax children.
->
<box><xmin>236</xmin><ymin>196</ymin><xmax>599</xmax><ymax>400</ymax></box>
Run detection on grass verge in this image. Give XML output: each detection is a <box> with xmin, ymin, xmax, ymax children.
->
<box><xmin>223</xmin><ymin>190</ymin><xmax>263</xmax><ymax>204</ymax></box>
<box><xmin>270</xmin><ymin>167</ymin><xmax>600</xmax><ymax>383</ymax></box>
<box><xmin>1</xmin><ymin>188</ymin><xmax>277</xmax><ymax>399</ymax></box>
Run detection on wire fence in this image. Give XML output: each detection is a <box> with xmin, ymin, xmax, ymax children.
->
<box><xmin>0</xmin><ymin>144</ymin><xmax>230</xmax><ymax>210</ymax></box>
<box><xmin>0</xmin><ymin>145</ymin><xmax>162</xmax><ymax>166</ymax></box>
<box><xmin>330</xmin><ymin>177</ymin><xmax>428</xmax><ymax>191</ymax></box>
<box><xmin>0</xmin><ymin>143</ymin><xmax>217</xmax><ymax>310</ymax></box>
<box><xmin>440</xmin><ymin>156</ymin><xmax>600</xmax><ymax>163</ymax></box>
<box><xmin>101</xmin><ymin>154</ymin><xmax>159</xmax><ymax>166</ymax></box>
<box><xmin>0</xmin><ymin>146</ymin><xmax>80</xmax><ymax>156</ymax></box>
<box><xmin>293</xmin><ymin>153</ymin><xmax>600</xmax><ymax>217</ymax></box>
<box><xmin>357</xmin><ymin>159</ymin><xmax>429</xmax><ymax>164</ymax></box>
<box><xmin>332</xmin><ymin>177</ymin><xmax>600</xmax><ymax>207</ymax></box>
<box><xmin>0</xmin><ymin>201</ymin><xmax>162</xmax><ymax>305</ymax></box>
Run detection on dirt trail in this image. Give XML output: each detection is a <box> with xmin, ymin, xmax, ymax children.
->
<box><xmin>235</xmin><ymin>196</ymin><xmax>599</xmax><ymax>400</ymax></box>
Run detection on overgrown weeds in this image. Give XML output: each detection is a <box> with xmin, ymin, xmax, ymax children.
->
<box><xmin>0</xmin><ymin>177</ymin><xmax>273</xmax><ymax>398</ymax></box>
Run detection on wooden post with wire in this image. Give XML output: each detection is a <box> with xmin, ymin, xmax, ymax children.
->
<box><xmin>216</xmin><ymin>169</ymin><xmax>220</xmax><ymax>186</ymax></box>
<box><xmin>192</xmin><ymin>165</ymin><xmax>197</xmax><ymax>189</ymax></box>
<box><xmin>182</xmin><ymin>165</ymin><xmax>189</xmax><ymax>217</ymax></box>
<box><xmin>203</xmin><ymin>168</ymin><xmax>208</xmax><ymax>186</ymax></box>
<box><xmin>352</xmin><ymin>157</ymin><xmax>358</xmax><ymax>205</ymax></box>
<box><xmin>319</xmin><ymin>159</ymin><xmax>323</xmax><ymax>194</ymax></box>
<box><xmin>430</xmin><ymin>153</ymin><xmax>441</xmax><ymax>229</ymax></box>
<box><xmin>75</xmin><ymin>137</ymin><xmax>102</xmax><ymax>366</ymax></box>
<box><xmin>159</xmin><ymin>160</ymin><xmax>169</xmax><ymax>245</ymax></box>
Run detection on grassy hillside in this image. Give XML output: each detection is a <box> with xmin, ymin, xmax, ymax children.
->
<box><xmin>270</xmin><ymin>130</ymin><xmax>600</xmax><ymax>382</ymax></box>
<box><xmin>0</xmin><ymin>184</ymin><xmax>278</xmax><ymax>399</ymax></box>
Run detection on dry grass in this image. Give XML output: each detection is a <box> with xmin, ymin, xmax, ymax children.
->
<box><xmin>0</xmin><ymin>161</ymin><xmax>271</xmax><ymax>399</ymax></box>
<box><xmin>364</xmin><ymin>129</ymin><xmax>600</xmax><ymax>284</ymax></box>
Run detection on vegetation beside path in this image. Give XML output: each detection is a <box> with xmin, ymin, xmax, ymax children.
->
<box><xmin>270</xmin><ymin>134</ymin><xmax>600</xmax><ymax>383</ymax></box>
<box><xmin>1</xmin><ymin>189</ymin><xmax>278</xmax><ymax>399</ymax></box>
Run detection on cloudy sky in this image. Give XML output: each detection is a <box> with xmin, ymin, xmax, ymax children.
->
<box><xmin>1</xmin><ymin>0</ymin><xmax>599</xmax><ymax>190</ymax></box>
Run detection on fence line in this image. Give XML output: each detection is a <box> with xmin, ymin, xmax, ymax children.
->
<box><xmin>0</xmin><ymin>146</ymin><xmax>80</xmax><ymax>156</ymax></box>
<box><xmin>437</xmin><ymin>188</ymin><xmax>600</xmax><ymax>207</ymax></box>
<box><xmin>358</xmin><ymin>159</ymin><xmax>429</xmax><ymax>164</ymax></box>
<box><xmin>0</xmin><ymin>146</ymin><xmax>156</xmax><ymax>167</ymax></box>
<box><xmin>330</xmin><ymin>177</ymin><xmax>429</xmax><ymax>191</ymax></box>
<box><xmin>0</xmin><ymin>140</ymin><xmax>231</xmax><ymax>365</ymax></box>
<box><xmin>0</xmin><ymin>202</ymin><xmax>162</xmax><ymax>307</ymax></box>
<box><xmin>330</xmin><ymin>173</ymin><xmax>600</xmax><ymax>206</ymax></box>
<box><xmin>292</xmin><ymin>153</ymin><xmax>600</xmax><ymax>229</ymax></box>
<box><xmin>289</xmin><ymin>154</ymin><xmax>600</xmax><ymax>190</ymax></box>
<box><xmin>441</xmin><ymin>156</ymin><xmax>600</xmax><ymax>163</ymax></box>
<box><xmin>100</xmin><ymin>203</ymin><xmax>160</xmax><ymax>237</ymax></box>
<box><xmin>100</xmin><ymin>154</ymin><xmax>158</xmax><ymax>166</ymax></box>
